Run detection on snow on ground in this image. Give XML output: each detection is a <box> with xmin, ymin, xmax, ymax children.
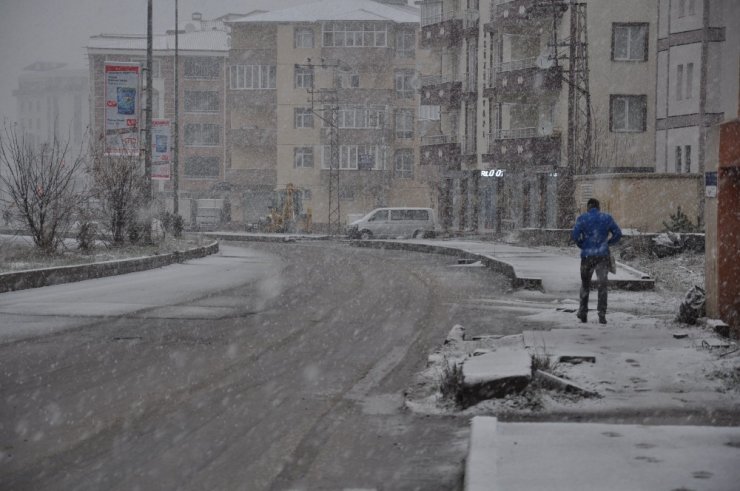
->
<box><xmin>405</xmin><ymin>246</ymin><xmax>740</xmax><ymax>418</ymax></box>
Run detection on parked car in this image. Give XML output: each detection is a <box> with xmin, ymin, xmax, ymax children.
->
<box><xmin>347</xmin><ymin>207</ymin><xmax>438</xmax><ymax>239</ymax></box>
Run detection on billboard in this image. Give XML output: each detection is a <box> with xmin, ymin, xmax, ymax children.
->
<box><xmin>152</xmin><ymin>119</ymin><xmax>171</xmax><ymax>180</ymax></box>
<box><xmin>104</xmin><ymin>62</ymin><xmax>141</xmax><ymax>156</ymax></box>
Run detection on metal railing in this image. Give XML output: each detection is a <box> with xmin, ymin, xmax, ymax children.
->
<box><xmin>421</xmin><ymin>9</ymin><xmax>480</xmax><ymax>28</ymax></box>
<box><xmin>493</xmin><ymin>56</ymin><xmax>538</xmax><ymax>75</ymax></box>
<box><xmin>421</xmin><ymin>134</ymin><xmax>459</xmax><ymax>146</ymax></box>
<box><xmin>491</xmin><ymin>127</ymin><xmax>539</xmax><ymax>140</ymax></box>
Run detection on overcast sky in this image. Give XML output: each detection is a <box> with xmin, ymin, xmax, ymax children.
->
<box><xmin>0</xmin><ymin>0</ymin><xmax>372</xmax><ymax>121</ymax></box>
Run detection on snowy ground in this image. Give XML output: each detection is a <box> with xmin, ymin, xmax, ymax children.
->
<box><xmin>404</xmin><ymin>245</ymin><xmax>740</xmax><ymax>419</ymax></box>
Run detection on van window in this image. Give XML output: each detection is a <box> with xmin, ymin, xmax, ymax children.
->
<box><xmin>368</xmin><ymin>210</ymin><xmax>388</xmax><ymax>221</ymax></box>
<box><xmin>391</xmin><ymin>210</ymin><xmax>405</xmax><ymax>220</ymax></box>
<box><xmin>410</xmin><ymin>210</ymin><xmax>429</xmax><ymax>220</ymax></box>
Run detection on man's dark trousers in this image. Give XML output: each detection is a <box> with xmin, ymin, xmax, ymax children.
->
<box><xmin>579</xmin><ymin>255</ymin><xmax>609</xmax><ymax>317</ymax></box>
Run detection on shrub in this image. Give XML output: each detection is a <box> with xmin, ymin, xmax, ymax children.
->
<box><xmin>663</xmin><ymin>206</ymin><xmax>699</xmax><ymax>233</ymax></box>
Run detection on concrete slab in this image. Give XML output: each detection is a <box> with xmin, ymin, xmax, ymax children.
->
<box><xmin>461</xmin><ymin>347</ymin><xmax>532</xmax><ymax>407</ymax></box>
<box><xmin>466</xmin><ymin>416</ymin><xmax>740</xmax><ymax>491</ymax></box>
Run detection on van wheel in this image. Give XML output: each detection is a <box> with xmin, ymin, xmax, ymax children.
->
<box><xmin>360</xmin><ymin>230</ymin><xmax>373</xmax><ymax>240</ymax></box>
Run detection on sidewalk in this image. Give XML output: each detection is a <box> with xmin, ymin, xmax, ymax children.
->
<box><xmin>345</xmin><ymin>237</ymin><xmax>739</xmax><ymax>491</ymax></box>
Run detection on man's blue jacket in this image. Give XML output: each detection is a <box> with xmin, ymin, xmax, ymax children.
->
<box><xmin>571</xmin><ymin>208</ymin><xmax>622</xmax><ymax>258</ymax></box>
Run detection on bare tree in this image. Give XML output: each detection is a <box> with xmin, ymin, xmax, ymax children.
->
<box><xmin>0</xmin><ymin>124</ymin><xmax>86</xmax><ymax>252</ymax></box>
<box><xmin>88</xmin><ymin>139</ymin><xmax>147</xmax><ymax>245</ymax></box>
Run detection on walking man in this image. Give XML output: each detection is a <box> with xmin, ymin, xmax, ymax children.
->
<box><xmin>571</xmin><ymin>198</ymin><xmax>622</xmax><ymax>324</ymax></box>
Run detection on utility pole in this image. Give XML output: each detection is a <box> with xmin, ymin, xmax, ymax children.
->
<box><xmin>303</xmin><ymin>58</ymin><xmax>342</xmax><ymax>235</ymax></box>
<box><xmin>173</xmin><ymin>0</ymin><xmax>179</xmax><ymax>216</ymax></box>
<box><xmin>144</xmin><ymin>0</ymin><xmax>153</xmax><ymax>241</ymax></box>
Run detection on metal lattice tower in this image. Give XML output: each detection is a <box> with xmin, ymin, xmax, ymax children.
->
<box><xmin>305</xmin><ymin>60</ymin><xmax>342</xmax><ymax>236</ymax></box>
<box><xmin>542</xmin><ymin>0</ymin><xmax>591</xmax><ymax>226</ymax></box>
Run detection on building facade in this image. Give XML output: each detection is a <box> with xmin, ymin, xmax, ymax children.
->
<box><xmin>87</xmin><ymin>23</ymin><xmax>232</xmax><ymax>223</ymax></box>
<box><xmin>419</xmin><ymin>0</ymin><xmax>659</xmax><ymax>231</ymax></box>
<box><xmin>656</xmin><ymin>0</ymin><xmax>740</xmax><ymax>175</ymax></box>
<box><xmin>227</xmin><ymin>0</ymin><xmax>432</xmax><ymax>229</ymax></box>
<box><xmin>13</xmin><ymin>62</ymin><xmax>89</xmax><ymax>149</ymax></box>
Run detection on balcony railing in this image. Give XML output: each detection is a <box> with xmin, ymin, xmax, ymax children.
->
<box><xmin>422</xmin><ymin>134</ymin><xmax>459</xmax><ymax>146</ymax></box>
<box><xmin>493</xmin><ymin>57</ymin><xmax>538</xmax><ymax>75</ymax></box>
<box><xmin>421</xmin><ymin>74</ymin><xmax>460</xmax><ymax>86</ymax></box>
<box><xmin>421</xmin><ymin>9</ymin><xmax>479</xmax><ymax>28</ymax></box>
<box><xmin>491</xmin><ymin>127</ymin><xmax>539</xmax><ymax>140</ymax></box>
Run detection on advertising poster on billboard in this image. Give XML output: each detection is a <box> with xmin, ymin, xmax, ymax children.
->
<box><xmin>104</xmin><ymin>62</ymin><xmax>141</xmax><ymax>156</ymax></box>
<box><xmin>152</xmin><ymin>119</ymin><xmax>171</xmax><ymax>180</ymax></box>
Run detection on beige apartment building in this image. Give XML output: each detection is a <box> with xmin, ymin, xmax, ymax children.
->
<box><xmin>227</xmin><ymin>0</ymin><xmax>433</xmax><ymax>230</ymax></box>
<box><xmin>419</xmin><ymin>0</ymin><xmax>658</xmax><ymax>231</ymax></box>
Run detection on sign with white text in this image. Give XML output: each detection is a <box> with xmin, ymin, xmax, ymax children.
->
<box><xmin>104</xmin><ymin>62</ymin><xmax>141</xmax><ymax>156</ymax></box>
<box><xmin>152</xmin><ymin>119</ymin><xmax>171</xmax><ymax>180</ymax></box>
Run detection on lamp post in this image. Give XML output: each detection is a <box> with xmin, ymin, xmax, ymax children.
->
<box><xmin>144</xmin><ymin>0</ymin><xmax>153</xmax><ymax>242</ymax></box>
<box><xmin>173</xmin><ymin>0</ymin><xmax>179</xmax><ymax>216</ymax></box>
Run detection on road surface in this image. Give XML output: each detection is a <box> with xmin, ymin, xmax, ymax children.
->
<box><xmin>0</xmin><ymin>241</ymin><xmax>509</xmax><ymax>490</ymax></box>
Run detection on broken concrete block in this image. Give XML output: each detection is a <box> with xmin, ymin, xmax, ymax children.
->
<box><xmin>558</xmin><ymin>355</ymin><xmax>596</xmax><ymax>364</ymax></box>
<box><xmin>460</xmin><ymin>347</ymin><xmax>532</xmax><ymax>407</ymax></box>
<box><xmin>445</xmin><ymin>324</ymin><xmax>466</xmax><ymax>344</ymax></box>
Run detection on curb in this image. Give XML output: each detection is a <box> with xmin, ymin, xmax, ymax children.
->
<box><xmin>350</xmin><ymin>240</ymin><xmax>541</xmax><ymax>291</ymax></box>
<box><xmin>350</xmin><ymin>239</ymin><xmax>654</xmax><ymax>292</ymax></box>
<box><xmin>0</xmin><ymin>241</ymin><xmax>219</xmax><ymax>294</ymax></box>
<box><xmin>203</xmin><ymin>232</ymin><xmax>331</xmax><ymax>243</ymax></box>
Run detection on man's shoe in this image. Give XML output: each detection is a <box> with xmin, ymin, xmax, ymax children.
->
<box><xmin>577</xmin><ymin>312</ymin><xmax>587</xmax><ymax>323</ymax></box>
<box><xmin>598</xmin><ymin>315</ymin><xmax>607</xmax><ymax>324</ymax></box>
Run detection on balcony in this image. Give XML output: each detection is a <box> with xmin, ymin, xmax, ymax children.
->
<box><xmin>421</xmin><ymin>9</ymin><xmax>479</xmax><ymax>48</ymax></box>
<box><xmin>420</xmin><ymin>74</ymin><xmax>462</xmax><ymax>106</ymax></box>
<box><xmin>420</xmin><ymin>134</ymin><xmax>461</xmax><ymax>170</ymax></box>
<box><xmin>484</xmin><ymin>58</ymin><xmax>562</xmax><ymax>99</ymax></box>
<box><xmin>489</xmin><ymin>0</ymin><xmax>567</xmax><ymax>30</ymax></box>
<box><xmin>483</xmin><ymin>127</ymin><xmax>561</xmax><ymax>165</ymax></box>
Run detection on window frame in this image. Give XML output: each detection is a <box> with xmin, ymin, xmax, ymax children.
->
<box><xmin>229</xmin><ymin>65</ymin><xmax>276</xmax><ymax>90</ymax></box>
<box><xmin>295</xmin><ymin>65</ymin><xmax>314</xmax><ymax>89</ymax></box>
<box><xmin>395</xmin><ymin>109</ymin><xmax>415</xmax><ymax>139</ymax></box>
<box><xmin>184</xmin><ymin>155</ymin><xmax>220</xmax><ymax>178</ymax></box>
<box><xmin>294</xmin><ymin>147</ymin><xmax>314</xmax><ymax>168</ymax></box>
<box><xmin>396</xmin><ymin>30</ymin><xmax>415</xmax><ymax>58</ymax></box>
<box><xmin>394</xmin><ymin>149</ymin><xmax>414</xmax><ymax>179</ymax></box>
<box><xmin>183</xmin><ymin>57</ymin><xmax>221</xmax><ymax>80</ymax></box>
<box><xmin>609</xmin><ymin>94</ymin><xmax>647</xmax><ymax>133</ymax></box>
<box><xmin>294</xmin><ymin>27</ymin><xmax>314</xmax><ymax>48</ymax></box>
<box><xmin>184</xmin><ymin>90</ymin><xmax>220</xmax><ymax>113</ymax></box>
<box><xmin>611</xmin><ymin>23</ymin><xmax>649</xmax><ymax>62</ymax></box>
<box><xmin>184</xmin><ymin>123</ymin><xmax>221</xmax><ymax>146</ymax></box>
<box><xmin>394</xmin><ymin>69</ymin><xmax>416</xmax><ymax>99</ymax></box>
<box><xmin>294</xmin><ymin>108</ymin><xmax>314</xmax><ymax>129</ymax></box>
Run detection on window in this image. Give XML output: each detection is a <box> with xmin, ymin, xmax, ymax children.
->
<box><xmin>184</xmin><ymin>91</ymin><xmax>219</xmax><ymax>112</ymax></box>
<box><xmin>395</xmin><ymin>109</ymin><xmax>414</xmax><ymax>139</ymax></box>
<box><xmin>421</xmin><ymin>1</ymin><xmax>442</xmax><ymax>26</ymax></box>
<box><xmin>184</xmin><ymin>123</ymin><xmax>220</xmax><ymax>146</ymax></box>
<box><xmin>685</xmin><ymin>62</ymin><xmax>694</xmax><ymax>99</ymax></box>
<box><xmin>332</xmin><ymin>105</ymin><xmax>386</xmax><ymax>129</ymax></box>
<box><xmin>338</xmin><ymin>187</ymin><xmax>355</xmax><ymax>201</ymax></box>
<box><xmin>323</xmin><ymin>144</ymin><xmax>384</xmax><ymax>170</ymax></box>
<box><xmin>612</xmin><ymin>23</ymin><xmax>648</xmax><ymax>61</ymax></box>
<box><xmin>322</xmin><ymin>22</ymin><xmax>387</xmax><ymax>48</ymax></box>
<box><xmin>676</xmin><ymin>64</ymin><xmax>684</xmax><ymax>101</ymax></box>
<box><xmin>337</xmin><ymin>69</ymin><xmax>360</xmax><ymax>89</ymax></box>
<box><xmin>369</xmin><ymin>210</ymin><xmax>388</xmax><ymax>221</ymax></box>
<box><xmin>610</xmin><ymin>95</ymin><xmax>646</xmax><ymax>132</ymax></box>
<box><xmin>396</xmin><ymin>30</ymin><xmax>415</xmax><ymax>58</ymax></box>
<box><xmin>184</xmin><ymin>57</ymin><xmax>220</xmax><ymax>79</ymax></box>
<box><xmin>295</xmin><ymin>65</ymin><xmax>314</xmax><ymax>88</ymax></box>
<box><xmin>684</xmin><ymin>144</ymin><xmax>692</xmax><ymax>173</ymax></box>
<box><xmin>294</xmin><ymin>147</ymin><xmax>314</xmax><ymax>168</ymax></box>
<box><xmin>295</xmin><ymin>27</ymin><xmax>314</xmax><ymax>48</ymax></box>
<box><xmin>295</xmin><ymin>108</ymin><xmax>314</xmax><ymax>128</ymax></box>
<box><xmin>675</xmin><ymin>146</ymin><xmax>682</xmax><ymax>173</ymax></box>
<box><xmin>394</xmin><ymin>149</ymin><xmax>414</xmax><ymax>179</ymax></box>
<box><xmin>185</xmin><ymin>156</ymin><xmax>220</xmax><ymax>178</ymax></box>
<box><xmin>230</xmin><ymin>65</ymin><xmax>276</xmax><ymax>89</ymax></box>
<box><xmin>419</xmin><ymin>105</ymin><xmax>441</xmax><ymax>121</ymax></box>
<box><xmin>395</xmin><ymin>70</ymin><xmax>416</xmax><ymax>98</ymax></box>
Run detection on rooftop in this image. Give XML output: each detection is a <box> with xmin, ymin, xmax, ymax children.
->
<box><xmin>229</xmin><ymin>0</ymin><xmax>419</xmax><ymax>24</ymax></box>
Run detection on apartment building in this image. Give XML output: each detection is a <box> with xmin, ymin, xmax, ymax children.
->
<box><xmin>419</xmin><ymin>0</ymin><xmax>658</xmax><ymax>231</ymax></box>
<box><xmin>12</xmin><ymin>62</ymin><xmax>89</xmax><ymax>149</ymax></box>
<box><xmin>227</xmin><ymin>0</ymin><xmax>431</xmax><ymax>229</ymax></box>
<box><xmin>87</xmin><ymin>23</ymin><xmax>231</xmax><ymax>222</ymax></box>
<box><xmin>656</xmin><ymin>0</ymin><xmax>740</xmax><ymax>175</ymax></box>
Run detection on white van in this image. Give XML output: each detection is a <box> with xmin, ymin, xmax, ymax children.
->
<box><xmin>347</xmin><ymin>207</ymin><xmax>438</xmax><ymax>239</ymax></box>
